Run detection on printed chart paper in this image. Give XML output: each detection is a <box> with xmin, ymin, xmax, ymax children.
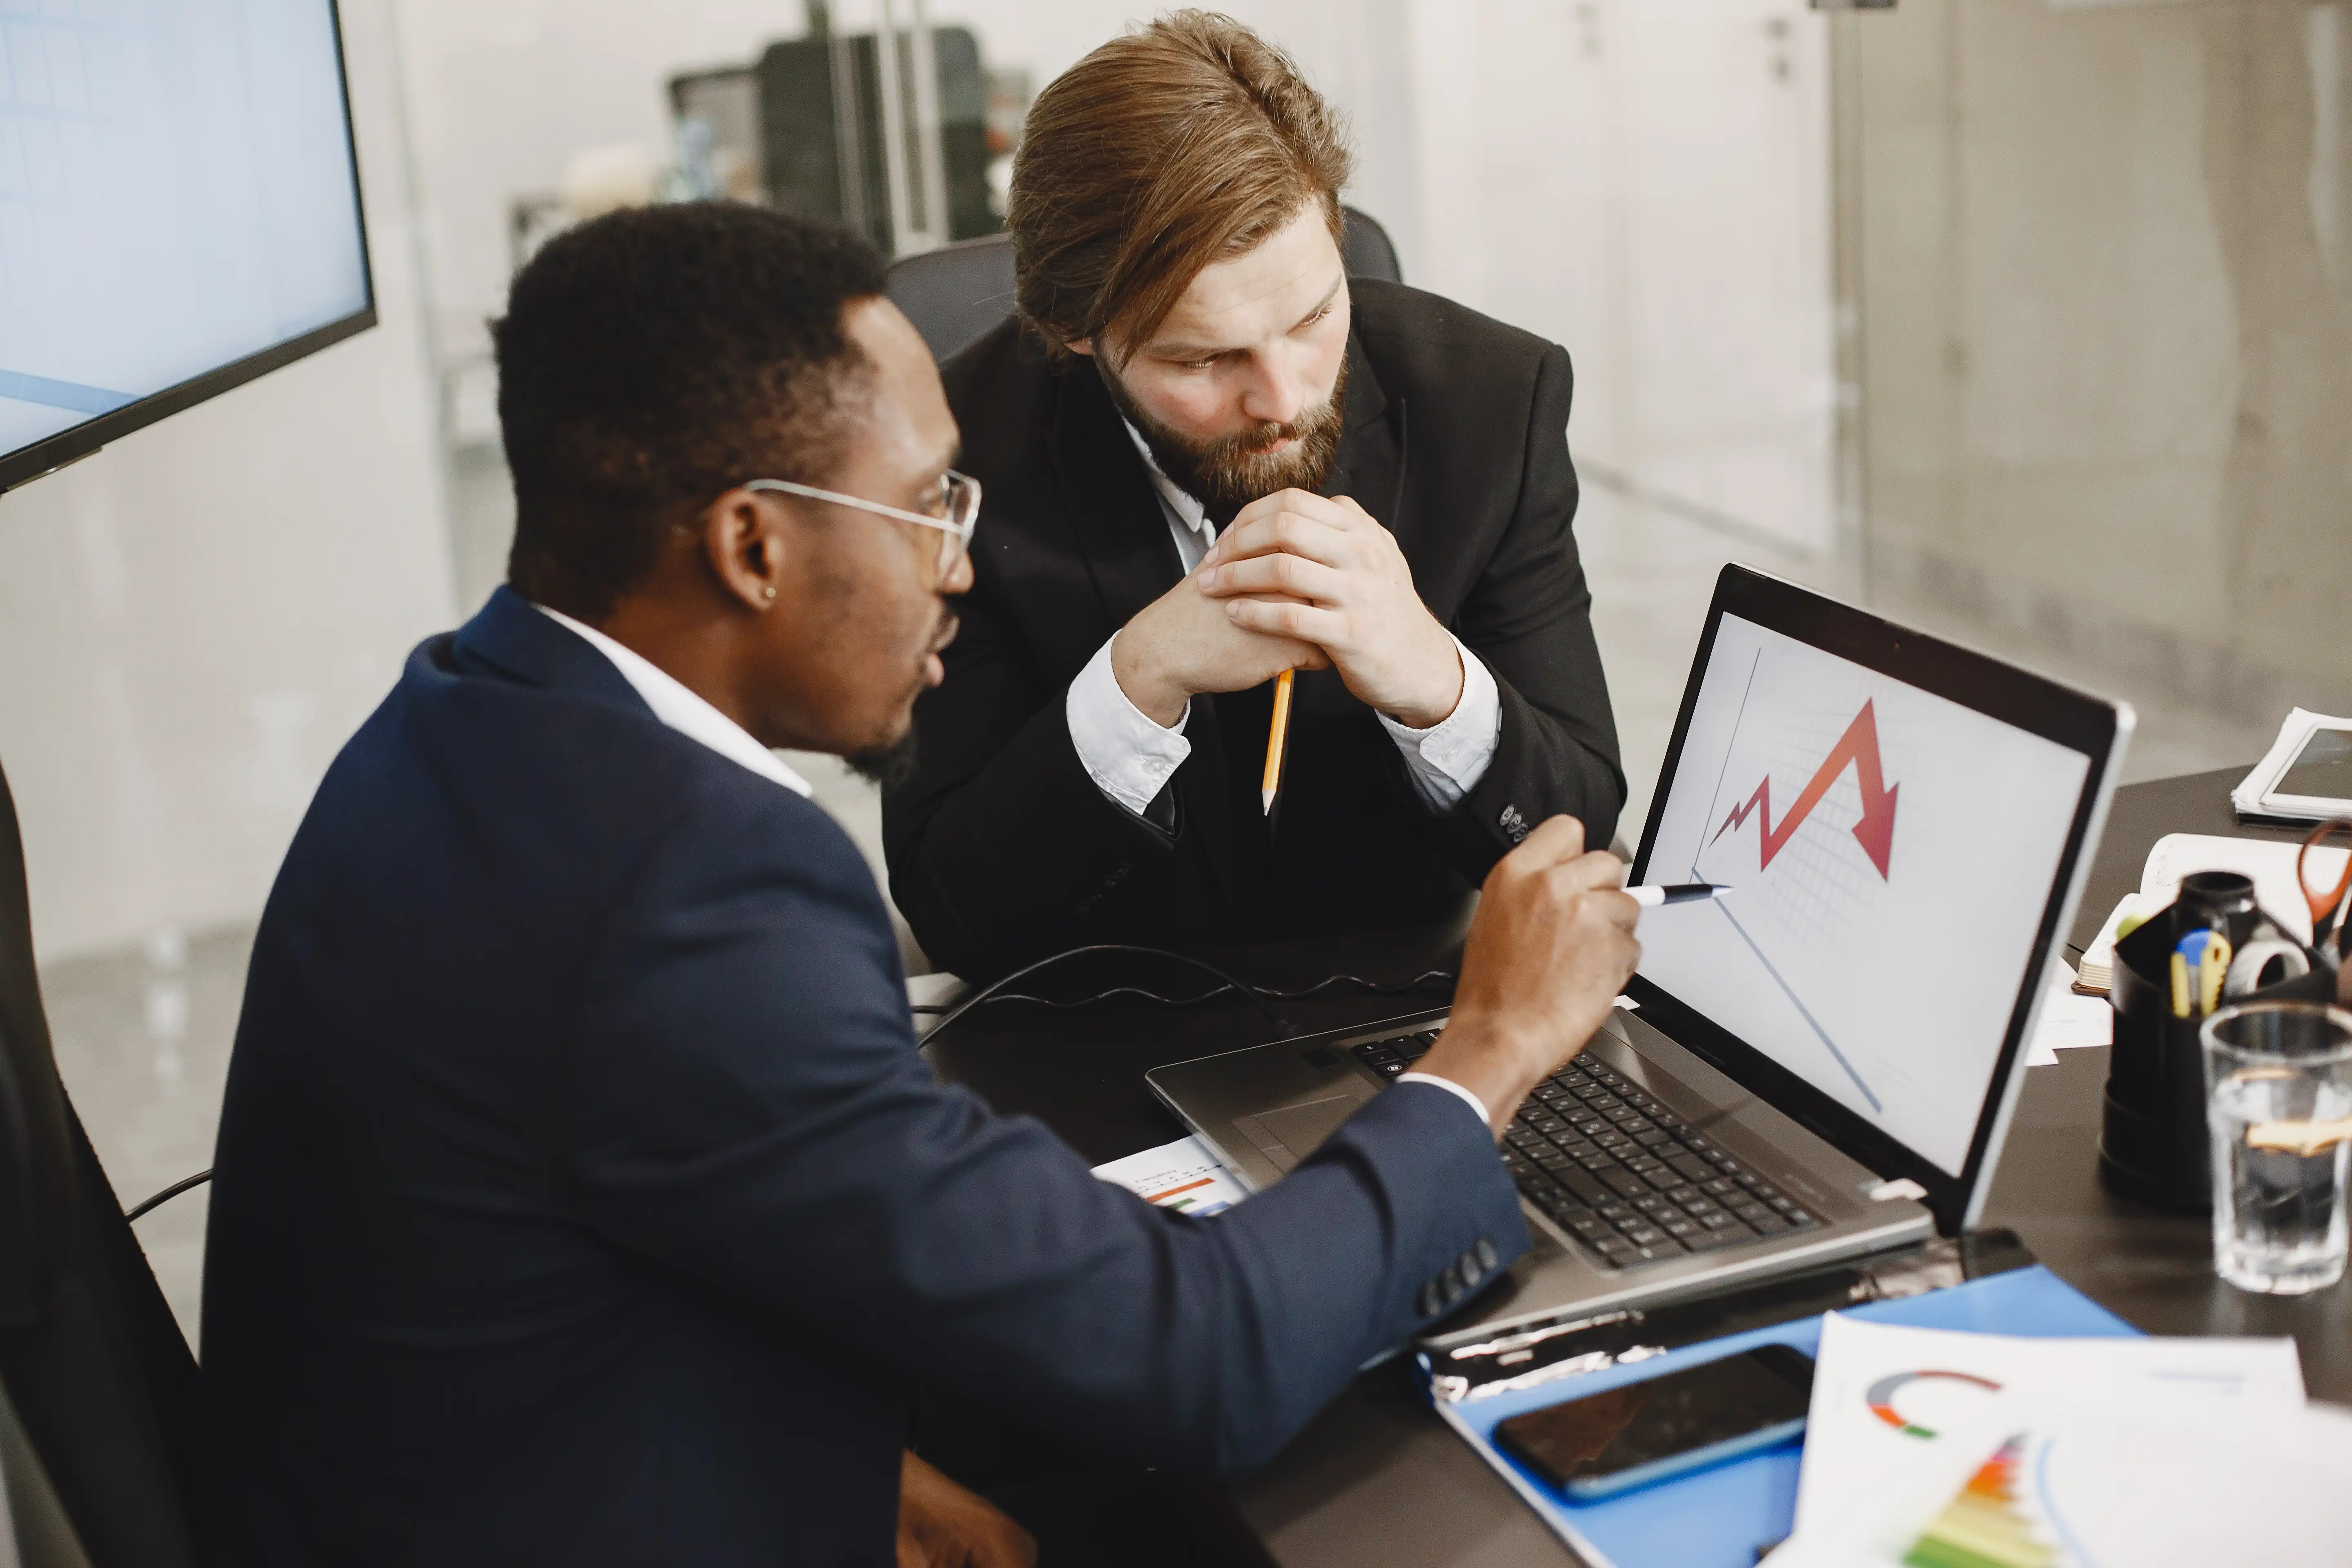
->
<box><xmin>1773</xmin><ymin>1396</ymin><xmax>2352</xmax><ymax>1568</ymax></box>
<box><xmin>1090</xmin><ymin>1136</ymin><xmax>1247</xmax><ymax>1217</ymax></box>
<box><xmin>1789</xmin><ymin>1314</ymin><xmax>2305</xmax><ymax>1540</ymax></box>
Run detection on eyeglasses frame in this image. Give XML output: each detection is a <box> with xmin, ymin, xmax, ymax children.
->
<box><xmin>744</xmin><ymin>472</ymin><xmax>979</xmax><ymax>573</ymax></box>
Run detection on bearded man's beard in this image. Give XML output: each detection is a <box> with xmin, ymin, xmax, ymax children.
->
<box><xmin>1098</xmin><ymin>353</ymin><xmax>1349</xmax><ymax>524</ymax></box>
<box><xmin>848</xmin><ymin>603</ymin><xmax>957</xmax><ymax>793</ymax></box>
<box><xmin>848</xmin><ymin>730</ymin><xmax>920</xmax><ymax>791</ymax></box>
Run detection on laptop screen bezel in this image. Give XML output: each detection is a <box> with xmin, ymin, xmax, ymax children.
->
<box><xmin>1625</xmin><ymin>566</ymin><xmax>2123</xmax><ymax>1236</ymax></box>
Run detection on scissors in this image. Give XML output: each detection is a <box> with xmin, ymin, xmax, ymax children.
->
<box><xmin>2297</xmin><ymin>815</ymin><xmax>2352</xmax><ymax>956</ymax></box>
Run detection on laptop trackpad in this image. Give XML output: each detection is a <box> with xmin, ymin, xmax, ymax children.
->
<box><xmin>1234</xmin><ymin>1095</ymin><xmax>1361</xmax><ymax>1173</ymax></box>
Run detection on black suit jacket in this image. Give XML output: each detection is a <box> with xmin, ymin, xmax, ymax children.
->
<box><xmin>884</xmin><ymin>281</ymin><xmax>1623</xmax><ymax>978</ymax></box>
<box><xmin>199</xmin><ymin>588</ymin><xmax>1528</xmax><ymax>1568</ymax></box>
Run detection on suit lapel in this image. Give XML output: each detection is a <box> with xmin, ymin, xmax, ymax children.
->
<box><xmin>1046</xmin><ymin>365</ymin><xmax>1186</xmax><ymax>632</ymax></box>
<box><xmin>1045</xmin><ymin>363</ymin><xmax>1259</xmax><ymax>921</ymax></box>
<box><xmin>1324</xmin><ymin>333</ymin><xmax>1408</xmax><ymax>539</ymax></box>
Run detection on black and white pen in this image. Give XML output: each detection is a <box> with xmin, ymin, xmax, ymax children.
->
<box><xmin>1624</xmin><ymin>883</ymin><xmax>1732</xmax><ymax>908</ymax></box>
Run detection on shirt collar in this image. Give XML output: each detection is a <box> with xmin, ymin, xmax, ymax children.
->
<box><xmin>1119</xmin><ymin>419</ymin><xmax>1215</xmax><ymax>545</ymax></box>
<box><xmin>531</xmin><ymin>604</ymin><xmax>814</xmax><ymax>798</ymax></box>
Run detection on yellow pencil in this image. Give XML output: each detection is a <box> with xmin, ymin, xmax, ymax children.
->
<box><xmin>1261</xmin><ymin>668</ymin><xmax>1294</xmax><ymax>815</ymax></box>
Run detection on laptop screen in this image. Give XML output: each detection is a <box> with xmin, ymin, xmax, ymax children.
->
<box><xmin>1634</xmin><ymin>610</ymin><xmax>2091</xmax><ymax>1178</ymax></box>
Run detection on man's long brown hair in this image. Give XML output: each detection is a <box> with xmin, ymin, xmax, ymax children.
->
<box><xmin>1007</xmin><ymin>11</ymin><xmax>1354</xmax><ymax>366</ymax></box>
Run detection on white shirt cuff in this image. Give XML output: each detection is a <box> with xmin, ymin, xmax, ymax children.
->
<box><xmin>1379</xmin><ymin>635</ymin><xmax>1502</xmax><ymax>811</ymax></box>
<box><xmin>1396</xmin><ymin>1071</ymin><xmax>1494</xmax><ymax>1131</ymax></box>
<box><xmin>1066</xmin><ymin>634</ymin><xmax>1192</xmax><ymax>818</ymax></box>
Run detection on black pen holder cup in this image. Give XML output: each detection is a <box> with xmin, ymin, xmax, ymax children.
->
<box><xmin>2098</xmin><ymin>872</ymin><xmax>2334</xmax><ymax>1212</ymax></box>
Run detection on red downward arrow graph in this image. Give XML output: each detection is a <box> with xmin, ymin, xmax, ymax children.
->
<box><xmin>1708</xmin><ymin>699</ymin><xmax>1900</xmax><ymax>879</ymax></box>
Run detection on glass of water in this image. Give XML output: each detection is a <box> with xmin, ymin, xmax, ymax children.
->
<box><xmin>2201</xmin><ymin>1002</ymin><xmax>2352</xmax><ymax>1295</ymax></box>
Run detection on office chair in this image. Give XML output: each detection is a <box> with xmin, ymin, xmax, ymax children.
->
<box><xmin>885</xmin><ymin>206</ymin><xmax>1405</xmax><ymax>364</ymax></box>
<box><xmin>0</xmin><ymin>757</ymin><xmax>220</xmax><ymax>1568</ymax></box>
<box><xmin>1337</xmin><ymin>205</ymin><xmax>1402</xmax><ymax>289</ymax></box>
<box><xmin>886</xmin><ymin>233</ymin><xmax>1018</xmax><ymax>363</ymax></box>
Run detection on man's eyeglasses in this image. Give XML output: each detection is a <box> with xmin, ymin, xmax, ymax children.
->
<box><xmin>745</xmin><ymin>471</ymin><xmax>980</xmax><ymax>576</ymax></box>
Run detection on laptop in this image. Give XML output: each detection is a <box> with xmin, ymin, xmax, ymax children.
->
<box><xmin>1146</xmin><ymin>565</ymin><xmax>2132</xmax><ymax>1347</ymax></box>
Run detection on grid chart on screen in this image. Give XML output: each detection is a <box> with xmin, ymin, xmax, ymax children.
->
<box><xmin>1685</xmin><ymin>649</ymin><xmax>1919</xmax><ymax>1110</ymax></box>
<box><xmin>0</xmin><ymin>0</ymin><xmax>136</xmax><ymax>445</ymax></box>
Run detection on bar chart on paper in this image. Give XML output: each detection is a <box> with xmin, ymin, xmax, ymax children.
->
<box><xmin>1091</xmin><ymin>1136</ymin><xmax>1248</xmax><ymax>1217</ymax></box>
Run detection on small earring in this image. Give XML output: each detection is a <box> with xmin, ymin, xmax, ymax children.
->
<box><xmin>761</xmin><ymin>586</ymin><xmax>776</xmax><ymax>603</ymax></box>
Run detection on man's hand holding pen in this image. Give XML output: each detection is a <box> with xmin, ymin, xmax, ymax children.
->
<box><xmin>1106</xmin><ymin>488</ymin><xmax>1468</xmax><ymax>736</ymax></box>
<box><xmin>1194</xmin><ymin>489</ymin><xmax>1467</xmax><ymax>730</ymax></box>
<box><xmin>1109</xmin><ymin>564</ymin><xmax>1326</xmax><ymax>728</ymax></box>
<box><xmin>1419</xmin><ymin>817</ymin><xmax>1642</xmax><ymax>1132</ymax></box>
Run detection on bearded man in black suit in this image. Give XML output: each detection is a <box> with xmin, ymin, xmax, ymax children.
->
<box><xmin>884</xmin><ymin>11</ymin><xmax>1625</xmax><ymax>978</ymax></box>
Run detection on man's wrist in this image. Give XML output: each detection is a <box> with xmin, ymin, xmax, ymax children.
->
<box><xmin>1109</xmin><ymin>630</ymin><xmax>1192</xmax><ymax>728</ymax></box>
<box><xmin>1414</xmin><ymin>1013</ymin><xmax>1546</xmax><ymax>1134</ymax></box>
<box><xmin>1380</xmin><ymin>631</ymin><xmax>1467</xmax><ymax>731</ymax></box>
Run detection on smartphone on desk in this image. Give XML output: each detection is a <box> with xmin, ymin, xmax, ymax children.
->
<box><xmin>1493</xmin><ymin>1344</ymin><xmax>1815</xmax><ymax>1501</ymax></box>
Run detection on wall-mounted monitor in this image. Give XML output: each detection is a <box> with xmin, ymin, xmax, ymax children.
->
<box><xmin>0</xmin><ymin>0</ymin><xmax>373</xmax><ymax>493</ymax></box>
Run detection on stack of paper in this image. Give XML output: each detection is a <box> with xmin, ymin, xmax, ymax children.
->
<box><xmin>2022</xmin><ymin>962</ymin><xmax>2109</xmax><ymax>1065</ymax></box>
<box><xmin>2070</xmin><ymin>896</ymin><xmax>2152</xmax><ymax>994</ymax></box>
<box><xmin>1768</xmin><ymin>1315</ymin><xmax>2352</xmax><ymax>1566</ymax></box>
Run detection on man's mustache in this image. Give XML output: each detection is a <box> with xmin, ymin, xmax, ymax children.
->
<box><xmin>1223</xmin><ymin>421</ymin><xmax>1306</xmax><ymax>457</ymax></box>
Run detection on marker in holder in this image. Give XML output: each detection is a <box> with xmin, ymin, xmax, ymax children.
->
<box><xmin>2101</xmin><ymin>871</ymin><xmax>2335</xmax><ymax>1211</ymax></box>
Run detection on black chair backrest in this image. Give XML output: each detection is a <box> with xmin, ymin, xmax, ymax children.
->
<box><xmin>1339</xmin><ymin>205</ymin><xmax>1402</xmax><ymax>286</ymax></box>
<box><xmin>884</xmin><ymin>232</ymin><xmax>1018</xmax><ymax>364</ymax></box>
<box><xmin>0</xmin><ymin>759</ymin><xmax>212</xmax><ymax>1567</ymax></box>
<box><xmin>884</xmin><ymin>205</ymin><xmax>1405</xmax><ymax>365</ymax></box>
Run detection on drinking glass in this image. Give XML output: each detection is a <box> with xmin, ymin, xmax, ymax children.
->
<box><xmin>2201</xmin><ymin>1001</ymin><xmax>2352</xmax><ymax>1295</ymax></box>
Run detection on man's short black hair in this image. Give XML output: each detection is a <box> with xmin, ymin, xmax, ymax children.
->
<box><xmin>494</xmin><ymin>203</ymin><xmax>889</xmax><ymax>619</ymax></box>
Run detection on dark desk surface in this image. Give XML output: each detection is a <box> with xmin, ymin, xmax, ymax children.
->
<box><xmin>924</xmin><ymin>767</ymin><xmax>2350</xmax><ymax>1568</ymax></box>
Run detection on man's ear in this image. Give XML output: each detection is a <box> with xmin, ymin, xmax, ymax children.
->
<box><xmin>701</xmin><ymin>487</ymin><xmax>786</xmax><ymax>612</ymax></box>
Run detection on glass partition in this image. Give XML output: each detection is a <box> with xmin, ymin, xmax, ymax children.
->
<box><xmin>1836</xmin><ymin>0</ymin><xmax>2352</xmax><ymax>774</ymax></box>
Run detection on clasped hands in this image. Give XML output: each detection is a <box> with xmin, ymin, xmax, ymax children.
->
<box><xmin>1110</xmin><ymin>490</ymin><xmax>1464</xmax><ymax>730</ymax></box>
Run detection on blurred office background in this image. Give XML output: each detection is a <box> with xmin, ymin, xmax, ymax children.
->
<box><xmin>2</xmin><ymin>0</ymin><xmax>2349</xmax><ymax>1347</ymax></box>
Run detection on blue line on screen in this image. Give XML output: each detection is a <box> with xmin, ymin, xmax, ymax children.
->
<box><xmin>0</xmin><ymin>370</ymin><xmax>136</xmax><ymax>417</ymax></box>
<box><xmin>1709</xmin><ymin>895</ymin><xmax>1882</xmax><ymax>1112</ymax></box>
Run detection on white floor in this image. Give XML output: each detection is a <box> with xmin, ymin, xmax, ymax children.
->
<box><xmin>42</xmin><ymin>483</ymin><xmax>2278</xmax><ymax>1343</ymax></box>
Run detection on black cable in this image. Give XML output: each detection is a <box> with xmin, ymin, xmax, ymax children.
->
<box><xmin>125</xmin><ymin>1167</ymin><xmax>212</xmax><ymax>1223</ymax></box>
<box><xmin>920</xmin><ymin>944</ymin><xmax>1308</xmax><ymax>1042</ymax></box>
<box><xmin>909</xmin><ymin>968</ymin><xmax>1459</xmax><ymax>1015</ymax></box>
<box><xmin>118</xmin><ymin>967</ymin><xmax>1439</xmax><ymax>1219</ymax></box>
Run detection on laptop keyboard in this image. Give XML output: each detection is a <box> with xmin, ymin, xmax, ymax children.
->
<box><xmin>1350</xmin><ymin>1032</ymin><xmax>1822</xmax><ymax>1269</ymax></box>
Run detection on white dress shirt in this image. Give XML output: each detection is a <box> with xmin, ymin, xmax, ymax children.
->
<box><xmin>1395</xmin><ymin>1070</ymin><xmax>1494</xmax><ymax>1129</ymax></box>
<box><xmin>1063</xmin><ymin>422</ymin><xmax>1502</xmax><ymax>818</ymax></box>
<box><xmin>535</xmin><ymin>605</ymin><xmax>814</xmax><ymax>798</ymax></box>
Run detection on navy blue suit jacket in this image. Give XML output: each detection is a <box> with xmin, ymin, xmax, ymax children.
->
<box><xmin>200</xmin><ymin>588</ymin><xmax>1528</xmax><ymax>1566</ymax></box>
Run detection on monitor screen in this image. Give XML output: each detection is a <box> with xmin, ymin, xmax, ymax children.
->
<box><xmin>0</xmin><ymin>0</ymin><xmax>371</xmax><ymax>490</ymax></box>
<box><xmin>1634</xmin><ymin>611</ymin><xmax>2091</xmax><ymax>1176</ymax></box>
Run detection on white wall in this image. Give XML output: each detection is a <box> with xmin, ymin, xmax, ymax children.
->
<box><xmin>393</xmin><ymin>0</ymin><xmax>1833</xmax><ymax>535</ymax></box>
<box><xmin>0</xmin><ymin>0</ymin><xmax>455</xmax><ymax>963</ymax></box>
<box><xmin>389</xmin><ymin>0</ymin><xmax>1424</xmax><ymax>364</ymax></box>
<box><xmin>1411</xmin><ymin>0</ymin><xmax>1836</xmax><ymax>553</ymax></box>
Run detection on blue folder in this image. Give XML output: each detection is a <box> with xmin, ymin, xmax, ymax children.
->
<box><xmin>1429</xmin><ymin>1265</ymin><xmax>2137</xmax><ymax>1568</ymax></box>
